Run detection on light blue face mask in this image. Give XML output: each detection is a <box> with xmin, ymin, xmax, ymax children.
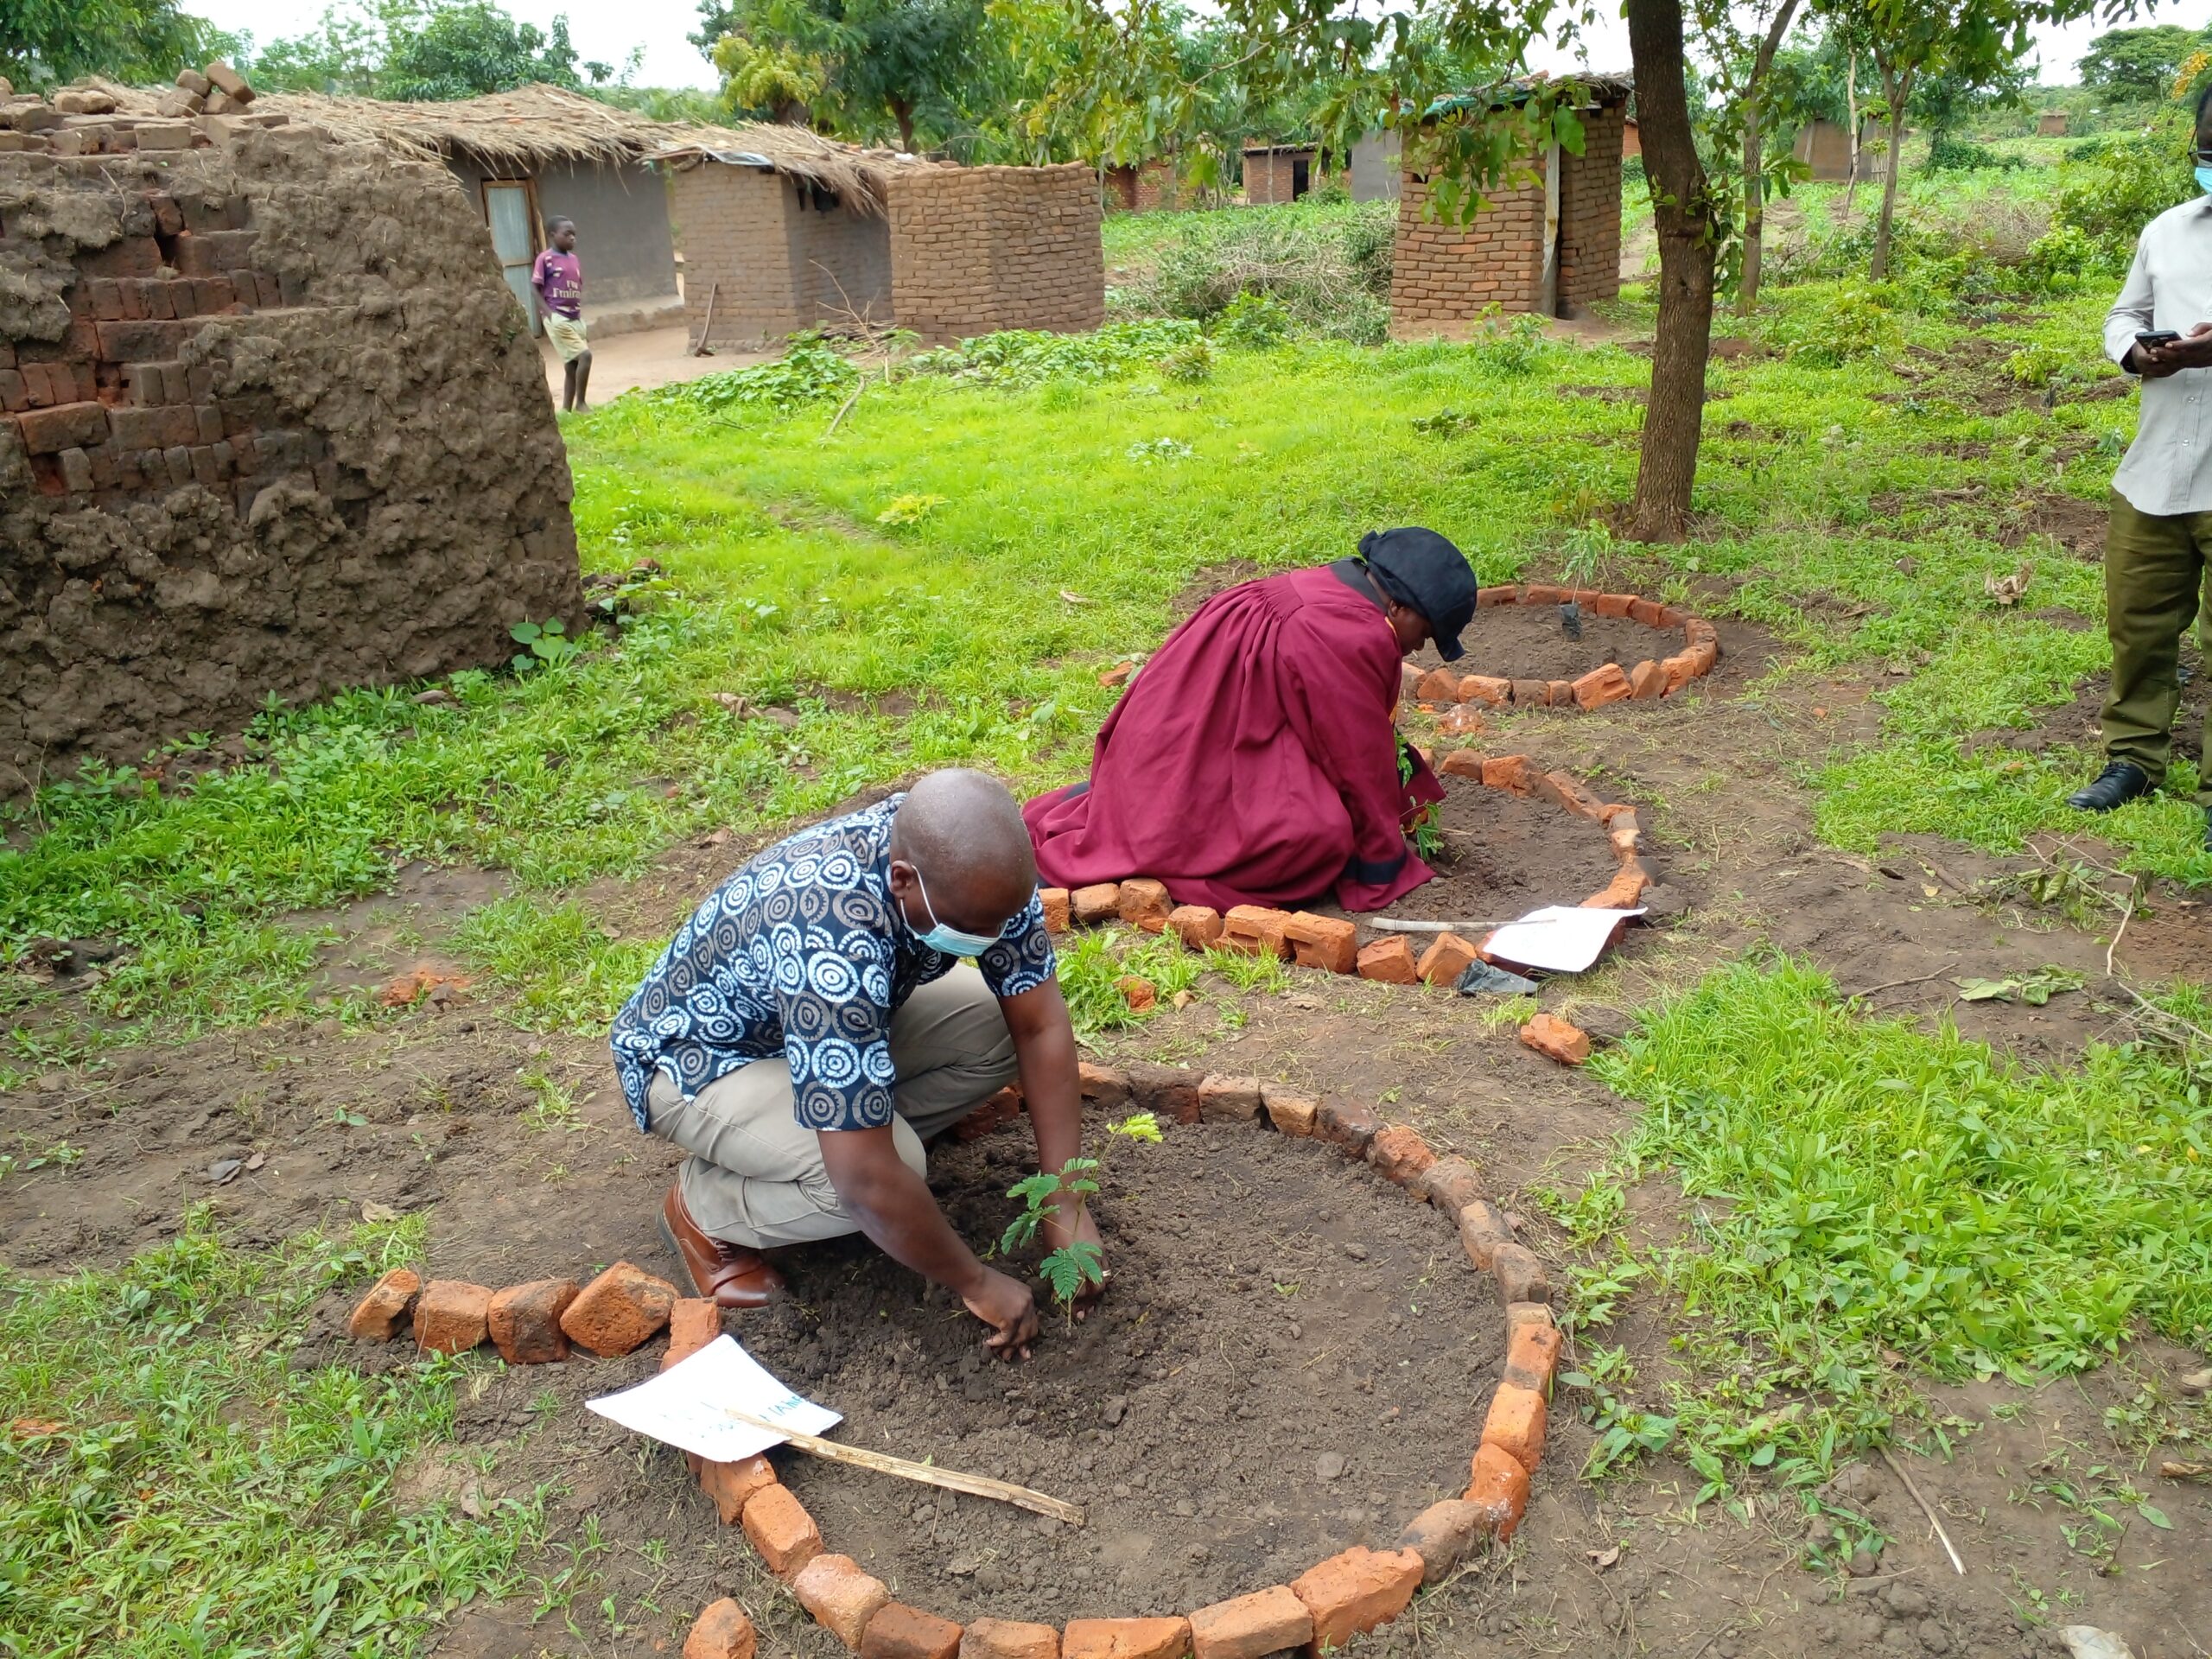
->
<box><xmin>906</xmin><ymin>866</ymin><xmax>1004</xmax><ymax>957</ymax></box>
<box><xmin>2198</xmin><ymin>164</ymin><xmax>2212</xmax><ymax>195</ymax></box>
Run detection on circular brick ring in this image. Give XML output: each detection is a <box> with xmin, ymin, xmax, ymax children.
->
<box><xmin>673</xmin><ymin>1080</ymin><xmax>1563</xmax><ymax>1659</ymax></box>
<box><xmin>1410</xmin><ymin>584</ymin><xmax>1721</xmax><ymax>712</ymax></box>
<box><xmin>1036</xmin><ymin>755</ymin><xmax>1648</xmax><ymax>1005</ymax></box>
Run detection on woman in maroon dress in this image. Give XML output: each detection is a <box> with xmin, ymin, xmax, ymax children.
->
<box><xmin>1024</xmin><ymin>528</ymin><xmax>1478</xmax><ymax>912</ymax></box>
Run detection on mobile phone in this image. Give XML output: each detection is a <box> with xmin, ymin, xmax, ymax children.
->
<box><xmin>2137</xmin><ymin>330</ymin><xmax>2182</xmax><ymax>349</ymax></box>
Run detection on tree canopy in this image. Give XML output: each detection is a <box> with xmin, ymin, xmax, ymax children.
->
<box><xmin>2075</xmin><ymin>22</ymin><xmax>2208</xmax><ymax>96</ymax></box>
<box><xmin>248</xmin><ymin>0</ymin><xmax>615</xmax><ymax>100</ymax></box>
<box><xmin>2</xmin><ymin>0</ymin><xmax>238</xmax><ymax>91</ymax></box>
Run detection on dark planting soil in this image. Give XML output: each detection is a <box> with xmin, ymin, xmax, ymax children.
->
<box><xmin>1416</xmin><ymin>602</ymin><xmax>1679</xmax><ymax>684</ymax></box>
<box><xmin>733</xmin><ymin>1119</ymin><xmax>1501</xmax><ymax>1624</ymax></box>
<box><xmin>1320</xmin><ymin>778</ymin><xmax>1624</xmax><ymax>933</ymax></box>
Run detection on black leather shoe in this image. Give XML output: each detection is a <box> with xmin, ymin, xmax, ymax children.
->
<box><xmin>2066</xmin><ymin>761</ymin><xmax>2152</xmax><ymax>812</ymax></box>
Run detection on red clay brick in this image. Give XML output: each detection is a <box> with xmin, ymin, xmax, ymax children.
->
<box><xmin>1187</xmin><ymin>1584</ymin><xmax>1310</xmax><ymax>1659</ymax></box>
<box><xmin>1492</xmin><ymin>1241</ymin><xmax>1551</xmax><ymax>1306</ymax></box>
<box><xmin>1477</xmin><ymin>584</ymin><xmax>1516</xmax><ymax>608</ymax></box>
<box><xmin>1683</xmin><ymin>638</ymin><xmax>1719</xmax><ymax>675</ymax></box>
<box><xmin>1078</xmin><ymin>1060</ymin><xmax>1131</xmax><ymax>1107</ymax></box>
<box><xmin>684</xmin><ymin>1598</ymin><xmax>757</xmax><ymax>1659</ymax></box>
<box><xmin>1605</xmin><ymin>810</ymin><xmax>1641</xmax><ymax>858</ymax></box>
<box><xmin>1538</xmin><ymin>770</ymin><xmax>1607</xmax><ymax>819</ymax></box>
<box><xmin>1039</xmin><ymin>887</ymin><xmax>1071</xmax><ymax>933</ymax></box>
<box><xmin>662</xmin><ymin>1297</ymin><xmax>722</xmax><ymax>1370</ymax></box>
<box><xmin>1416</xmin><ymin>932</ymin><xmax>1478</xmax><ymax>987</ymax></box>
<box><xmin>1287</xmin><ymin>1547</ymin><xmax>1423</xmax><ymax>1651</ymax></box>
<box><xmin>1459</xmin><ymin>674</ymin><xmax>1511</xmax><ymax>706</ymax></box>
<box><xmin>1686</xmin><ymin>617</ymin><xmax>1719</xmax><ymax>646</ymax></box>
<box><xmin>1483</xmin><ymin>1382</ymin><xmax>1548</xmax><ymax>1473</ymax></box>
<box><xmin>1629</xmin><ymin>658</ymin><xmax>1665</xmax><ymax>699</ymax></box>
<box><xmin>1116</xmin><ymin>975</ymin><xmax>1158</xmax><ymax>1012</ymax></box>
<box><xmin>1315</xmin><ymin>1096</ymin><xmax>1380</xmax><ymax>1156</ymax></box>
<box><xmin>1510</xmin><ymin>677</ymin><xmax>1549</xmax><ymax>706</ymax></box>
<box><xmin>1166</xmin><ymin>905</ymin><xmax>1223</xmax><ymax>950</ymax></box>
<box><xmin>793</xmin><ymin>1553</ymin><xmax>891</xmax><ymax>1649</ymax></box>
<box><xmin>1418</xmin><ymin>1155</ymin><xmax>1485</xmax><ymax>1214</ymax></box>
<box><xmin>1519</xmin><ymin>1012</ymin><xmax>1592</xmax><ymax>1065</ymax></box>
<box><xmin>1659</xmin><ymin>652</ymin><xmax>1700</xmax><ymax>692</ymax></box>
<box><xmin>952</xmin><ymin>1084</ymin><xmax>1024</xmax><ymax>1141</ymax></box>
<box><xmin>1116</xmin><ymin>878</ymin><xmax>1172</xmax><ymax>931</ymax></box>
<box><xmin>699</xmin><ymin>1452</ymin><xmax>777</xmax><ymax>1523</ymax></box>
<box><xmin>1220</xmin><ymin>906</ymin><xmax>1293</xmax><ymax>960</ymax></box>
<box><xmin>1570</xmin><ymin>663</ymin><xmax>1634</xmax><ymax>710</ymax></box>
<box><xmin>1480</xmin><ymin>755</ymin><xmax>1534</xmax><ymax>794</ymax></box>
<box><xmin>1594</xmin><ymin>592</ymin><xmax>1637</xmax><ymax>618</ymax></box>
<box><xmin>1458</xmin><ymin>1198</ymin><xmax>1513</xmax><ymax>1269</ymax></box>
<box><xmin>560</xmin><ymin>1261</ymin><xmax>677</xmax><ymax>1357</ymax></box>
<box><xmin>413</xmin><ymin>1279</ymin><xmax>491</xmax><ymax>1356</ymax></box>
<box><xmin>1522</xmin><ymin>583</ymin><xmax>1561</xmax><ymax>605</ymax></box>
<box><xmin>741</xmin><ymin>1482</ymin><xmax>823</xmax><ymax>1578</ymax></box>
<box><xmin>1465</xmin><ymin>1442</ymin><xmax>1531</xmax><ymax>1542</ymax></box>
<box><xmin>347</xmin><ymin>1268</ymin><xmax>419</xmax><ymax>1340</ymax></box>
<box><xmin>1282</xmin><ymin>912</ymin><xmax>1357</xmax><ymax>974</ymax></box>
<box><xmin>1580</xmin><ymin>862</ymin><xmax>1649</xmax><ymax>910</ymax></box>
<box><xmin>1059</xmin><ymin>1618</ymin><xmax>1191</xmax><ymax>1659</ymax></box>
<box><xmin>1195</xmin><ymin>1074</ymin><xmax>1262</xmax><ymax>1123</ymax></box>
<box><xmin>1357</xmin><ymin>936</ymin><xmax>1420</xmax><ymax>984</ymax></box>
<box><xmin>1503</xmin><ymin>1314</ymin><xmax>1563</xmax><ymax>1393</ymax></box>
<box><xmin>1367</xmin><ymin>1124</ymin><xmax>1437</xmax><ymax>1186</ymax></box>
<box><xmin>1071</xmin><ymin>882</ymin><xmax>1122</xmax><ymax>925</ymax></box>
<box><xmin>17</xmin><ymin>402</ymin><xmax>107</xmax><ymax>455</ymax></box>
<box><xmin>961</xmin><ymin>1618</ymin><xmax>1059</xmax><ymax>1659</ymax></box>
<box><xmin>487</xmin><ymin>1278</ymin><xmax>579</xmax><ymax>1364</ymax></box>
<box><xmin>862</xmin><ymin>1603</ymin><xmax>963</xmax><ymax>1659</ymax></box>
<box><xmin>1260</xmin><ymin>1083</ymin><xmax>1318</xmax><ymax>1135</ymax></box>
<box><xmin>1416</xmin><ymin>666</ymin><xmax>1462</xmax><ymax>702</ymax></box>
<box><xmin>1127</xmin><ymin>1062</ymin><xmax>1199</xmax><ymax>1124</ymax></box>
<box><xmin>1398</xmin><ymin>1497</ymin><xmax>1493</xmax><ymax>1585</ymax></box>
<box><xmin>1439</xmin><ymin>748</ymin><xmax>1485</xmax><ymax>779</ymax></box>
<box><xmin>1628</xmin><ymin>596</ymin><xmax>1665</xmax><ymax>627</ymax></box>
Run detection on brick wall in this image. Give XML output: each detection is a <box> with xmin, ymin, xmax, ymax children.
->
<box><xmin>0</xmin><ymin>124</ymin><xmax>580</xmax><ymax>791</ymax></box>
<box><xmin>674</xmin><ymin>164</ymin><xmax>892</xmax><ymax>347</ymax></box>
<box><xmin>1556</xmin><ymin>103</ymin><xmax>1625</xmax><ymax>318</ymax></box>
<box><xmin>1389</xmin><ymin>99</ymin><xmax>1625</xmax><ymax>336</ymax></box>
<box><xmin>887</xmin><ymin>163</ymin><xmax>1103</xmax><ymax>346</ymax></box>
<box><xmin>1243</xmin><ymin>149</ymin><xmax>1312</xmax><ymax>205</ymax></box>
<box><xmin>1133</xmin><ymin>159</ymin><xmax>1179</xmax><ymax>211</ymax></box>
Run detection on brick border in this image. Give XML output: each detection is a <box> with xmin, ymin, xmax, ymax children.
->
<box><xmin>1038</xmin><ymin>757</ymin><xmax>1649</xmax><ymax>1008</ymax></box>
<box><xmin>1411</xmin><ymin>585</ymin><xmax>1721</xmax><ymax>712</ymax></box>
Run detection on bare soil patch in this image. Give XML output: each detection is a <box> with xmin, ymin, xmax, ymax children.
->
<box><xmin>1361</xmin><ymin>778</ymin><xmax>1624</xmax><ymax>929</ymax></box>
<box><xmin>1416</xmin><ymin>604</ymin><xmax>1679</xmax><ymax>686</ymax></box>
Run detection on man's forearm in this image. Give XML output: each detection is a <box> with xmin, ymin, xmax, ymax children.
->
<box><xmin>820</xmin><ymin>1131</ymin><xmax>988</xmax><ymax>1294</ymax></box>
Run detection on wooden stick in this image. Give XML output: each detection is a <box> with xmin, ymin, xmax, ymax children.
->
<box><xmin>691</xmin><ymin>283</ymin><xmax>718</xmax><ymax>355</ymax></box>
<box><xmin>723</xmin><ymin>1408</ymin><xmax>1085</xmax><ymax>1526</ymax></box>
<box><xmin>1879</xmin><ymin>1446</ymin><xmax>1964</xmax><ymax>1576</ymax></box>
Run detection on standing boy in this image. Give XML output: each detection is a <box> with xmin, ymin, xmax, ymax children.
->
<box><xmin>532</xmin><ymin>217</ymin><xmax>591</xmax><ymax>413</ymax></box>
<box><xmin>2073</xmin><ymin>86</ymin><xmax>2212</xmax><ymax>850</ymax></box>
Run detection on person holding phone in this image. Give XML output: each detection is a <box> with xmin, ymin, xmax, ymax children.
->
<box><xmin>2075</xmin><ymin>85</ymin><xmax>2212</xmax><ymax>850</ymax></box>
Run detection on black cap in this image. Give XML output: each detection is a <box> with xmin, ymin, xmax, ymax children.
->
<box><xmin>1358</xmin><ymin>527</ymin><xmax>1478</xmax><ymax>661</ymax></box>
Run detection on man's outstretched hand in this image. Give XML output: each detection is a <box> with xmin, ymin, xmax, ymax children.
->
<box><xmin>963</xmin><ymin>1265</ymin><xmax>1040</xmax><ymax>1360</ymax></box>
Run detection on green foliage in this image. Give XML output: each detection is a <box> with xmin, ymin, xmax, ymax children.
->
<box><xmin>657</xmin><ymin>331</ymin><xmax>861</xmax><ymax>412</ymax></box>
<box><xmin>1212</xmin><ymin>291</ymin><xmax>1294</xmax><ymax>349</ymax></box>
<box><xmin>2046</xmin><ymin>113</ymin><xmax>2199</xmax><ymax>269</ymax></box>
<box><xmin>1763</xmin><ymin>283</ymin><xmax>1904</xmax><ymax>366</ymax></box>
<box><xmin>874</xmin><ymin>492</ymin><xmax>946</xmax><ymax>526</ymax></box>
<box><xmin>1157</xmin><ymin>337</ymin><xmax>1215</xmax><ymax>383</ymax></box>
<box><xmin>1</xmin><ymin>0</ymin><xmax>235</xmax><ymax>90</ymax></box>
<box><xmin>509</xmin><ymin>615</ymin><xmax>582</xmax><ymax>673</ymax></box>
<box><xmin>1116</xmin><ymin>200</ymin><xmax>1395</xmax><ymax>344</ymax></box>
<box><xmin>1924</xmin><ymin>132</ymin><xmax>2025</xmax><ymax>172</ymax></box>
<box><xmin>1000</xmin><ymin>1113</ymin><xmax>1160</xmax><ymax>1313</ymax></box>
<box><xmin>0</xmin><ymin>1209</ymin><xmax>544</xmax><ymax>1655</ymax></box>
<box><xmin>2076</xmin><ymin>22</ymin><xmax>2210</xmax><ymax>97</ymax></box>
<box><xmin>1054</xmin><ymin>928</ymin><xmax>1204</xmax><ymax>1036</ymax></box>
<box><xmin>908</xmin><ymin>320</ymin><xmax>1203</xmax><ymax>386</ymax></box>
<box><xmin>451</xmin><ymin>896</ymin><xmax>662</xmax><ymax>1033</ymax></box>
<box><xmin>249</xmin><ymin>0</ymin><xmax>613</xmax><ymax>99</ymax></box>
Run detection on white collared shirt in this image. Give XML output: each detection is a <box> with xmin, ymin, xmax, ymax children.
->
<box><xmin>2104</xmin><ymin>194</ymin><xmax>2212</xmax><ymax>516</ymax></box>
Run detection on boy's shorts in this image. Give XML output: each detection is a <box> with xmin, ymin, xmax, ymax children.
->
<box><xmin>545</xmin><ymin>313</ymin><xmax>588</xmax><ymax>362</ymax></box>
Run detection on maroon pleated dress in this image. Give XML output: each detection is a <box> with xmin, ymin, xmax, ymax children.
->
<box><xmin>1024</xmin><ymin>561</ymin><xmax>1444</xmax><ymax>912</ymax></box>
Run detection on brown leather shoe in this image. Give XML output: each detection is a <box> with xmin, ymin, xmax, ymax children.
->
<box><xmin>659</xmin><ymin>1183</ymin><xmax>785</xmax><ymax>1309</ymax></box>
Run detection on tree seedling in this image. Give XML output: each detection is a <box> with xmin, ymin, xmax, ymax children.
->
<box><xmin>1398</xmin><ymin>745</ymin><xmax>1444</xmax><ymax>861</ymax></box>
<box><xmin>1001</xmin><ymin>1112</ymin><xmax>1161</xmax><ymax>1316</ymax></box>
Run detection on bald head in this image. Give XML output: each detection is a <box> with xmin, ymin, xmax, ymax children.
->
<box><xmin>887</xmin><ymin>769</ymin><xmax>1037</xmax><ymax>935</ymax></box>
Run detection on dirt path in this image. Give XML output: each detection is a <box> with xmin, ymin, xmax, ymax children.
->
<box><xmin>538</xmin><ymin>323</ymin><xmax>771</xmax><ymax>407</ymax></box>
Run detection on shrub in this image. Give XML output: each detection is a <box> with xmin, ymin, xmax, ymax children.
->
<box><xmin>2047</xmin><ymin>114</ymin><xmax>2196</xmax><ymax>268</ymax></box>
<box><xmin>1157</xmin><ymin>337</ymin><xmax>1214</xmax><ymax>382</ymax></box>
<box><xmin>1121</xmin><ymin>200</ymin><xmax>1395</xmax><ymax>342</ymax></box>
<box><xmin>1764</xmin><ymin>283</ymin><xmax>1902</xmax><ymax>366</ymax></box>
<box><xmin>656</xmin><ymin>330</ymin><xmax>857</xmax><ymax>411</ymax></box>
<box><xmin>907</xmin><ymin>320</ymin><xmax>1202</xmax><ymax>387</ymax></box>
<box><xmin>1923</xmin><ymin>133</ymin><xmax>2026</xmax><ymax>173</ymax></box>
<box><xmin>1212</xmin><ymin>291</ymin><xmax>1292</xmax><ymax>348</ymax></box>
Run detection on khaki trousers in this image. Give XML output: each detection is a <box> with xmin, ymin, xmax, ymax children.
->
<box><xmin>645</xmin><ymin>963</ymin><xmax>1017</xmax><ymax>1249</ymax></box>
<box><xmin>2102</xmin><ymin>491</ymin><xmax>2211</xmax><ymax>804</ymax></box>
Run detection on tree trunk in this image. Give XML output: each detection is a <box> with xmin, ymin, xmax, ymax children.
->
<box><xmin>891</xmin><ymin>98</ymin><xmax>917</xmax><ymax>154</ymax></box>
<box><xmin>1625</xmin><ymin>0</ymin><xmax>1718</xmax><ymax>543</ymax></box>
<box><xmin>1736</xmin><ymin>0</ymin><xmax>1802</xmax><ymax>315</ymax></box>
<box><xmin>1843</xmin><ymin>52</ymin><xmax>1860</xmax><ymax>219</ymax></box>
<box><xmin>1870</xmin><ymin>67</ymin><xmax>1910</xmax><ymax>281</ymax></box>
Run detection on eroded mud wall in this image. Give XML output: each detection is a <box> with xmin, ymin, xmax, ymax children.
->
<box><xmin>0</xmin><ymin>122</ymin><xmax>582</xmax><ymax>792</ymax></box>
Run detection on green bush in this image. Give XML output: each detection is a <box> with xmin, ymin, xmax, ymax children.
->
<box><xmin>1157</xmin><ymin>337</ymin><xmax>1215</xmax><ymax>382</ymax></box>
<box><xmin>1764</xmin><ymin>283</ymin><xmax>1903</xmax><ymax>365</ymax></box>
<box><xmin>907</xmin><ymin>320</ymin><xmax>1203</xmax><ymax>387</ymax></box>
<box><xmin>1121</xmin><ymin>200</ymin><xmax>1395</xmax><ymax>343</ymax></box>
<box><xmin>1212</xmin><ymin>291</ymin><xmax>1293</xmax><ymax>348</ymax></box>
<box><xmin>1923</xmin><ymin>132</ymin><xmax>2026</xmax><ymax>173</ymax></box>
<box><xmin>2048</xmin><ymin>114</ymin><xmax>2197</xmax><ymax>268</ymax></box>
<box><xmin>656</xmin><ymin>330</ymin><xmax>858</xmax><ymax>411</ymax></box>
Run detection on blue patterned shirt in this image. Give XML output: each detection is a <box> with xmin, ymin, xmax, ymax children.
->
<box><xmin>608</xmin><ymin>795</ymin><xmax>1056</xmax><ymax>1133</ymax></box>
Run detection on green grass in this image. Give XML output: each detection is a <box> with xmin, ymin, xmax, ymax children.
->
<box><xmin>1540</xmin><ymin>957</ymin><xmax>2212</xmax><ymax>1496</ymax></box>
<box><xmin>0</xmin><ymin>1210</ymin><xmax>548</xmax><ymax>1656</ymax></box>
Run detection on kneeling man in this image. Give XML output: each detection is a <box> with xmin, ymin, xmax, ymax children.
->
<box><xmin>610</xmin><ymin>770</ymin><xmax>1097</xmax><ymax>1357</ymax></box>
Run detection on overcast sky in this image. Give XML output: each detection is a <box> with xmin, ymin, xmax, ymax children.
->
<box><xmin>182</xmin><ymin>0</ymin><xmax>2212</xmax><ymax>96</ymax></box>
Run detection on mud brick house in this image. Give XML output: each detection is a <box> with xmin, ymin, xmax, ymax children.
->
<box><xmin>1389</xmin><ymin>73</ymin><xmax>1631</xmax><ymax>336</ymax></box>
<box><xmin>0</xmin><ymin>110</ymin><xmax>581</xmax><ymax>793</ymax></box>
<box><xmin>1243</xmin><ymin>144</ymin><xmax>1317</xmax><ymax>204</ymax></box>
<box><xmin>1103</xmin><ymin>158</ymin><xmax>1185</xmax><ymax>212</ymax></box>
<box><xmin>661</xmin><ymin>128</ymin><xmax>1104</xmax><ymax>348</ymax></box>
<box><xmin>1790</xmin><ymin>118</ymin><xmax>1877</xmax><ymax>182</ymax></box>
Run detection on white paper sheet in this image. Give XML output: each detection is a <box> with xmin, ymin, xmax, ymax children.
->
<box><xmin>585</xmin><ymin>1334</ymin><xmax>842</xmax><ymax>1463</ymax></box>
<box><xmin>1478</xmin><ymin>904</ymin><xmax>1645</xmax><ymax>975</ymax></box>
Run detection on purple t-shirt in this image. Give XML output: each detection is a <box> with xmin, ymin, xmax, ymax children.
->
<box><xmin>531</xmin><ymin>248</ymin><xmax>582</xmax><ymax>318</ymax></box>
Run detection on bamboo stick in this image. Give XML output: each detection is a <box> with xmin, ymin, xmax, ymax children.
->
<box><xmin>722</xmin><ymin>1408</ymin><xmax>1085</xmax><ymax>1526</ymax></box>
<box><xmin>691</xmin><ymin>282</ymin><xmax>718</xmax><ymax>355</ymax></box>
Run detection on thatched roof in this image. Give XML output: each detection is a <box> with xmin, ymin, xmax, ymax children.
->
<box><xmin>652</xmin><ymin>121</ymin><xmax>912</xmax><ymax>214</ymax></box>
<box><xmin>1427</xmin><ymin>71</ymin><xmax>1634</xmax><ymax>120</ymax></box>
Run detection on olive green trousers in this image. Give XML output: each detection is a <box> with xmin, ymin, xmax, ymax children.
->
<box><xmin>2101</xmin><ymin>492</ymin><xmax>2210</xmax><ymax>804</ymax></box>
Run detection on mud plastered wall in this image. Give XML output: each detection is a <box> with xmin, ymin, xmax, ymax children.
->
<box><xmin>0</xmin><ymin>125</ymin><xmax>582</xmax><ymax>792</ymax></box>
<box><xmin>886</xmin><ymin>163</ymin><xmax>1103</xmax><ymax>346</ymax></box>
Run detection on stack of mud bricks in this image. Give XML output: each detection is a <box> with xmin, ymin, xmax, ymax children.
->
<box><xmin>675</xmin><ymin>1080</ymin><xmax>1565</xmax><ymax>1659</ymax></box>
<box><xmin>1388</xmin><ymin>97</ymin><xmax>1628</xmax><ymax>334</ymax></box>
<box><xmin>1241</xmin><ymin>148</ymin><xmax>1311</xmax><ymax>205</ymax></box>
<box><xmin>0</xmin><ymin>64</ymin><xmax>288</xmax><ymax>159</ymax></box>
<box><xmin>887</xmin><ymin>163</ymin><xmax>1104</xmax><ymax>346</ymax></box>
